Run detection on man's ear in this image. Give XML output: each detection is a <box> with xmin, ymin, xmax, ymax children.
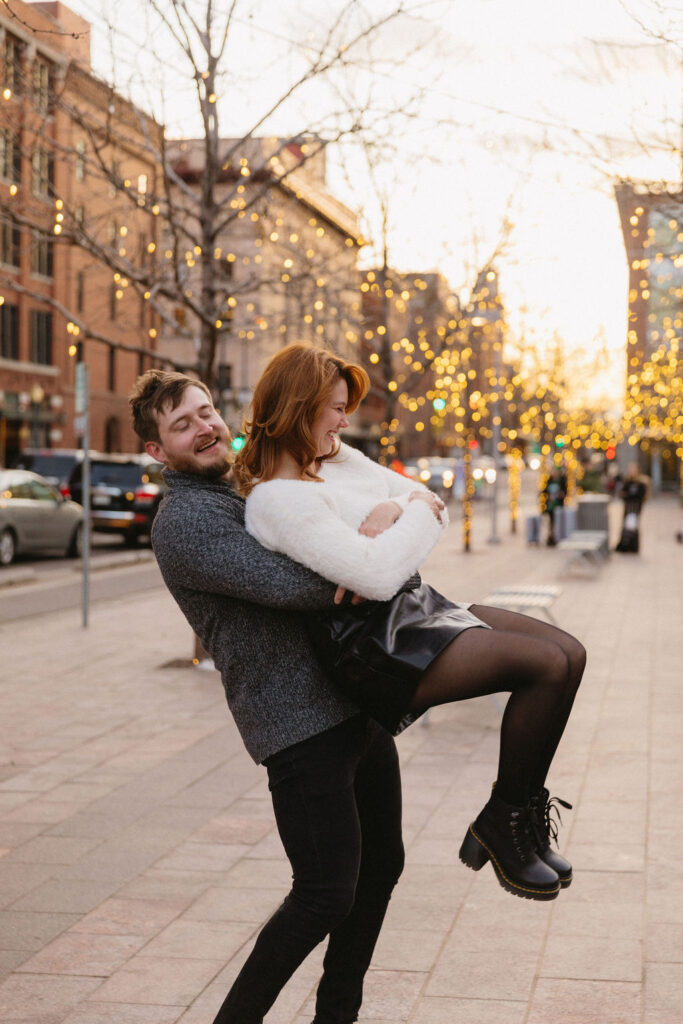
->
<box><xmin>145</xmin><ymin>440</ymin><xmax>166</xmax><ymax>464</ymax></box>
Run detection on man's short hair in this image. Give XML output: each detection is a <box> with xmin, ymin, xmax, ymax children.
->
<box><xmin>129</xmin><ymin>369</ymin><xmax>212</xmax><ymax>443</ymax></box>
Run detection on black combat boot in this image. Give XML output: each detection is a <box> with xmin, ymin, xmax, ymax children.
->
<box><xmin>529</xmin><ymin>787</ymin><xmax>573</xmax><ymax>888</ymax></box>
<box><xmin>459</xmin><ymin>791</ymin><xmax>560</xmax><ymax>901</ymax></box>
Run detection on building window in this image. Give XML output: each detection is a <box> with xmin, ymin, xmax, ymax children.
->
<box><xmin>0</xmin><ymin>129</ymin><xmax>21</xmax><ymax>184</ymax></box>
<box><xmin>31</xmin><ymin>231</ymin><xmax>53</xmax><ymax>278</ymax></box>
<box><xmin>109</xmin><ymin>282</ymin><xmax>117</xmax><ymax>321</ymax></box>
<box><xmin>107</xmin><ymin>346</ymin><xmax>116</xmax><ymax>391</ymax></box>
<box><xmin>30</xmin><ymin>310</ymin><xmax>52</xmax><ymax>365</ymax></box>
<box><xmin>31</xmin><ymin>147</ymin><xmax>54</xmax><ymax>198</ymax></box>
<box><xmin>76</xmin><ymin>270</ymin><xmax>85</xmax><ymax>312</ymax></box>
<box><xmin>0</xmin><ymin>217</ymin><xmax>21</xmax><ymax>267</ymax></box>
<box><xmin>32</xmin><ymin>57</ymin><xmax>53</xmax><ymax>115</ymax></box>
<box><xmin>75</xmin><ymin>140</ymin><xmax>86</xmax><ymax>182</ymax></box>
<box><xmin>0</xmin><ymin>302</ymin><xmax>19</xmax><ymax>360</ymax></box>
<box><xmin>3</xmin><ymin>35</ymin><xmax>22</xmax><ymax>96</ymax></box>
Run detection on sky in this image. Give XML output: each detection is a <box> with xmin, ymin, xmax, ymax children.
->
<box><xmin>67</xmin><ymin>0</ymin><xmax>683</xmax><ymax>408</ymax></box>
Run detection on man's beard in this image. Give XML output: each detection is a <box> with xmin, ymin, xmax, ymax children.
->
<box><xmin>166</xmin><ymin>451</ymin><xmax>232</xmax><ymax>479</ymax></box>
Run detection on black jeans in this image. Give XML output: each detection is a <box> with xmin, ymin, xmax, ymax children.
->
<box><xmin>212</xmin><ymin>714</ymin><xmax>405</xmax><ymax>1024</ymax></box>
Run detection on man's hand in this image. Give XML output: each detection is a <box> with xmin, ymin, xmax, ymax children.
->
<box><xmin>334</xmin><ymin>585</ymin><xmax>367</xmax><ymax>606</ymax></box>
<box><xmin>409</xmin><ymin>489</ymin><xmax>445</xmax><ymax>522</ymax></box>
<box><xmin>359</xmin><ymin>500</ymin><xmax>403</xmax><ymax>538</ymax></box>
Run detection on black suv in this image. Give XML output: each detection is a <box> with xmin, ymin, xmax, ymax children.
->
<box><xmin>68</xmin><ymin>453</ymin><xmax>166</xmax><ymax>545</ymax></box>
<box><xmin>11</xmin><ymin>449</ymin><xmax>86</xmax><ymax>496</ymax></box>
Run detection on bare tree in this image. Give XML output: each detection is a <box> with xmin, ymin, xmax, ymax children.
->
<box><xmin>1</xmin><ymin>0</ymin><xmax>432</xmax><ymax>393</ymax></box>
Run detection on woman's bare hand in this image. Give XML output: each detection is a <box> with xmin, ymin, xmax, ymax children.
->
<box><xmin>359</xmin><ymin>500</ymin><xmax>403</xmax><ymax>538</ymax></box>
<box><xmin>409</xmin><ymin>489</ymin><xmax>445</xmax><ymax>522</ymax></box>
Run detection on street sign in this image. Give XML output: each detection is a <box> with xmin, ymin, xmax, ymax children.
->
<box><xmin>75</xmin><ymin>362</ymin><xmax>88</xmax><ymax>414</ymax></box>
<box><xmin>74</xmin><ymin>413</ymin><xmax>88</xmax><ymax>438</ymax></box>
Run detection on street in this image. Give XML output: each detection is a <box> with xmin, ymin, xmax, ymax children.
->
<box><xmin>0</xmin><ymin>536</ymin><xmax>161</xmax><ymax>625</ymax></box>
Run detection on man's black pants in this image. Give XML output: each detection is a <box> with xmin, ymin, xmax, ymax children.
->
<box><xmin>212</xmin><ymin>714</ymin><xmax>405</xmax><ymax>1024</ymax></box>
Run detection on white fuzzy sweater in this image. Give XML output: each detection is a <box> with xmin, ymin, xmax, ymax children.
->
<box><xmin>245</xmin><ymin>443</ymin><xmax>447</xmax><ymax>602</ymax></box>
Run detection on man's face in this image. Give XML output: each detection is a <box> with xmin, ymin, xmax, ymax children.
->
<box><xmin>145</xmin><ymin>385</ymin><xmax>232</xmax><ymax>478</ymax></box>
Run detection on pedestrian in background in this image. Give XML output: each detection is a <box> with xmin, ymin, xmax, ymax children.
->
<box><xmin>615</xmin><ymin>462</ymin><xmax>649</xmax><ymax>553</ymax></box>
<box><xmin>542</xmin><ymin>466</ymin><xmax>567</xmax><ymax>546</ymax></box>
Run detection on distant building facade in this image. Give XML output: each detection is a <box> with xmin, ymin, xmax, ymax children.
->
<box><xmin>615</xmin><ymin>180</ymin><xmax>683</xmax><ymax>489</ymax></box>
<box><xmin>0</xmin><ymin>1</ymin><xmax>161</xmax><ymax>466</ymax></box>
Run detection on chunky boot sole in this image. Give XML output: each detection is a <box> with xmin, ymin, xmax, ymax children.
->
<box><xmin>459</xmin><ymin>825</ymin><xmax>560</xmax><ymax>901</ymax></box>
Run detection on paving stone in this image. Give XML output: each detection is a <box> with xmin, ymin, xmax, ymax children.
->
<box><xmin>10</xmin><ymin>879</ymin><xmax>118</xmax><ymax>914</ymax></box>
<box><xmin>541</xmin><ymin>931</ymin><xmax>642</xmax><ymax>982</ymax></box>
<box><xmin>137</xmin><ymin>918</ymin><xmax>255</xmax><ymax>961</ymax></box>
<box><xmin>644</xmin><ymin>962</ymin><xmax>683</xmax><ymax>1024</ymax></box>
<box><xmin>16</xmin><ymin>931</ymin><xmax>147</xmax><ymax>976</ymax></box>
<box><xmin>0</xmin><ymin>910</ymin><xmax>79</xmax><ymax>951</ymax></box>
<box><xmin>0</xmin><ymin>973</ymin><xmax>102</xmax><ymax>1020</ymax></box>
<box><xmin>62</xmin><ymin>1004</ymin><xmax>185</xmax><ymax>1024</ymax></box>
<box><xmin>526</xmin><ymin>978</ymin><xmax>641</xmax><ymax>1024</ymax></box>
<box><xmin>412</xmin><ymin>997</ymin><xmax>526</xmax><ymax>1024</ymax></box>
<box><xmin>91</xmin><ymin>955</ymin><xmax>225</xmax><ymax>1006</ymax></box>
<box><xmin>182</xmin><ymin>884</ymin><xmax>281</xmax><ymax>924</ymax></box>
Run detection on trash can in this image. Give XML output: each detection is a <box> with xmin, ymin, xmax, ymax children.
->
<box><xmin>526</xmin><ymin>514</ymin><xmax>542</xmax><ymax>544</ymax></box>
<box><xmin>554</xmin><ymin>505</ymin><xmax>577</xmax><ymax>541</ymax></box>
<box><xmin>577</xmin><ymin>494</ymin><xmax>609</xmax><ymax>532</ymax></box>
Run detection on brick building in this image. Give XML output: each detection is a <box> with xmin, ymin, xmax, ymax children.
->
<box><xmin>0</xmin><ymin>1</ymin><xmax>161</xmax><ymax>466</ymax></box>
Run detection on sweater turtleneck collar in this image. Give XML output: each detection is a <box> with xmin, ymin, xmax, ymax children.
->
<box><xmin>162</xmin><ymin>466</ymin><xmax>244</xmax><ymax>501</ymax></box>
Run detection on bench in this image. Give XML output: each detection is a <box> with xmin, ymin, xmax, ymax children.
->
<box><xmin>557</xmin><ymin>530</ymin><xmax>609</xmax><ymax>574</ymax></box>
<box><xmin>482</xmin><ymin>584</ymin><xmax>562</xmax><ymax>625</ymax></box>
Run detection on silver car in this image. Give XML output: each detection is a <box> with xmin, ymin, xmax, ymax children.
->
<box><xmin>0</xmin><ymin>470</ymin><xmax>83</xmax><ymax>566</ymax></box>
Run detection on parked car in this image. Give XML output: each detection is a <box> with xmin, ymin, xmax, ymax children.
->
<box><xmin>67</xmin><ymin>453</ymin><xmax>166</xmax><ymax>545</ymax></box>
<box><xmin>403</xmin><ymin>456</ymin><xmax>463</xmax><ymax>501</ymax></box>
<box><xmin>11</xmin><ymin>448</ymin><xmax>86</xmax><ymax>496</ymax></box>
<box><xmin>0</xmin><ymin>469</ymin><xmax>83</xmax><ymax>566</ymax></box>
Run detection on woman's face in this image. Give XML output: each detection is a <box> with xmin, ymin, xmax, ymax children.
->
<box><xmin>312</xmin><ymin>376</ymin><xmax>350</xmax><ymax>458</ymax></box>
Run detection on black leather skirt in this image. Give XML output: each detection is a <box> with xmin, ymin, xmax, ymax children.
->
<box><xmin>309</xmin><ymin>583</ymin><xmax>489</xmax><ymax>735</ymax></box>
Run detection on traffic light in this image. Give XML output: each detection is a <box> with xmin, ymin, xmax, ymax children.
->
<box><xmin>432</xmin><ymin>397</ymin><xmax>446</xmax><ymax>411</ymax></box>
<box><xmin>605</xmin><ymin>444</ymin><xmax>616</xmax><ymax>460</ymax></box>
<box><xmin>555</xmin><ymin>436</ymin><xmax>565</xmax><ymax>448</ymax></box>
<box><xmin>230</xmin><ymin>433</ymin><xmax>246</xmax><ymax>452</ymax></box>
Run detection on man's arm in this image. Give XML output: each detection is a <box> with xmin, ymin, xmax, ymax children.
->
<box><xmin>153</xmin><ymin>498</ymin><xmax>340</xmax><ymax>611</ymax></box>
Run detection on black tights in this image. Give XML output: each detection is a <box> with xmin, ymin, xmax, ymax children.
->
<box><xmin>409</xmin><ymin>605</ymin><xmax>586</xmax><ymax>806</ymax></box>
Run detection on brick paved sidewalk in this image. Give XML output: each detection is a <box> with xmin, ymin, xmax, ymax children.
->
<box><xmin>1</xmin><ymin>488</ymin><xmax>681</xmax><ymax>1024</ymax></box>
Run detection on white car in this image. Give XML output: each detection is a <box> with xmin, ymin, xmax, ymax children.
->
<box><xmin>0</xmin><ymin>469</ymin><xmax>83</xmax><ymax>566</ymax></box>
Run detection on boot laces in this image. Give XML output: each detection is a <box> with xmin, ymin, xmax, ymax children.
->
<box><xmin>509</xmin><ymin>809</ymin><xmax>537</xmax><ymax>862</ymax></box>
<box><xmin>531</xmin><ymin>792</ymin><xmax>572</xmax><ymax>851</ymax></box>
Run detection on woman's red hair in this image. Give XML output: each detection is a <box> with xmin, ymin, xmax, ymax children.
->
<box><xmin>233</xmin><ymin>343</ymin><xmax>369</xmax><ymax>495</ymax></box>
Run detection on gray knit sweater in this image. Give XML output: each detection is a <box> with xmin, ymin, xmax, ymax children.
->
<box><xmin>151</xmin><ymin>469</ymin><xmax>359</xmax><ymax>763</ymax></box>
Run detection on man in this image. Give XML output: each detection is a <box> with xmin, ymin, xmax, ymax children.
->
<box><xmin>129</xmin><ymin>369</ymin><xmax>407</xmax><ymax>1024</ymax></box>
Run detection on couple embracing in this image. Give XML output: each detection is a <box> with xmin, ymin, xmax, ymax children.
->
<box><xmin>129</xmin><ymin>343</ymin><xmax>585</xmax><ymax>1024</ymax></box>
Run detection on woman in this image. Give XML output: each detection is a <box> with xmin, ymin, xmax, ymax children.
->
<box><xmin>234</xmin><ymin>344</ymin><xmax>586</xmax><ymax>902</ymax></box>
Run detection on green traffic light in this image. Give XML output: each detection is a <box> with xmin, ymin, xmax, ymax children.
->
<box><xmin>432</xmin><ymin>397</ymin><xmax>446</xmax><ymax>411</ymax></box>
<box><xmin>231</xmin><ymin>434</ymin><xmax>246</xmax><ymax>452</ymax></box>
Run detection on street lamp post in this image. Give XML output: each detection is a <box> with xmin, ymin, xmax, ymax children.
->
<box><xmin>487</xmin><ymin>339</ymin><xmax>501</xmax><ymax>545</ymax></box>
<box><xmin>30</xmin><ymin>384</ymin><xmax>45</xmax><ymax>447</ymax></box>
